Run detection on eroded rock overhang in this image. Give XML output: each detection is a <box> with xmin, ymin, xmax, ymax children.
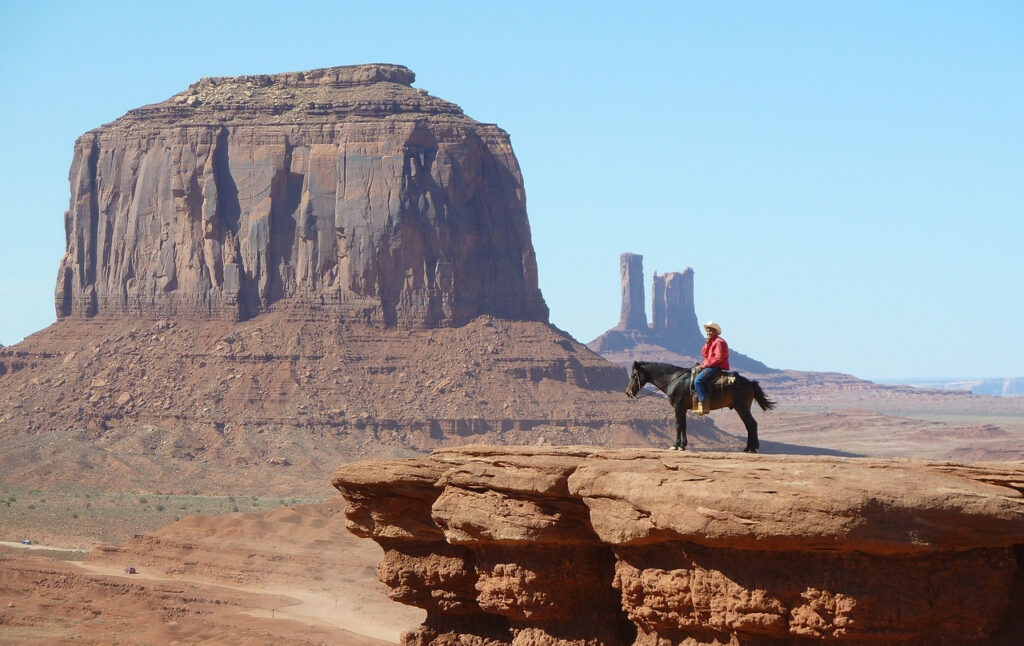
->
<box><xmin>332</xmin><ymin>446</ymin><xmax>1024</xmax><ymax>645</ymax></box>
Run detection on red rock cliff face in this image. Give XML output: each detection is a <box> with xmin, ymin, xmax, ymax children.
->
<box><xmin>333</xmin><ymin>447</ymin><xmax>1024</xmax><ymax>645</ymax></box>
<box><xmin>55</xmin><ymin>64</ymin><xmax>547</xmax><ymax>328</ymax></box>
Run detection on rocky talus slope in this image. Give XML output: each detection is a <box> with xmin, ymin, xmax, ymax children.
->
<box><xmin>333</xmin><ymin>446</ymin><xmax>1024</xmax><ymax>645</ymax></box>
<box><xmin>55</xmin><ymin>63</ymin><xmax>546</xmax><ymax>327</ymax></box>
<box><xmin>0</xmin><ymin>313</ymin><xmax>740</xmax><ymax>495</ymax></box>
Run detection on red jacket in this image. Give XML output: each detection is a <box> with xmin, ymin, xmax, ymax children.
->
<box><xmin>701</xmin><ymin>336</ymin><xmax>730</xmax><ymax>370</ymax></box>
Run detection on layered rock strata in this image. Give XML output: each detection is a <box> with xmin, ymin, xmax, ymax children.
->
<box><xmin>1</xmin><ymin>315</ymin><xmax>748</xmax><ymax>495</ymax></box>
<box><xmin>333</xmin><ymin>446</ymin><xmax>1024</xmax><ymax>645</ymax></box>
<box><xmin>55</xmin><ymin>64</ymin><xmax>547</xmax><ymax>328</ymax></box>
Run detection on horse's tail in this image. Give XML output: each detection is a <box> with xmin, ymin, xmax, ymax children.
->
<box><xmin>751</xmin><ymin>380</ymin><xmax>777</xmax><ymax>411</ymax></box>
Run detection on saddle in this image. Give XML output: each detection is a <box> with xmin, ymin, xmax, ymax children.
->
<box><xmin>690</xmin><ymin>369</ymin><xmax>739</xmax><ymax>405</ymax></box>
<box><xmin>713</xmin><ymin>371</ymin><xmax>739</xmax><ymax>389</ymax></box>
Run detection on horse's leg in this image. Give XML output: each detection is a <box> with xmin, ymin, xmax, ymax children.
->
<box><xmin>673</xmin><ymin>404</ymin><xmax>688</xmax><ymax>450</ymax></box>
<box><xmin>736</xmin><ymin>401</ymin><xmax>759</xmax><ymax>453</ymax></box>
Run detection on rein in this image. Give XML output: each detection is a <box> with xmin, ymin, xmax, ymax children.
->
<box><xmin>631</xmin><ymin>386</ymin><xmax>662</xmax><ymax>399</ymax></box>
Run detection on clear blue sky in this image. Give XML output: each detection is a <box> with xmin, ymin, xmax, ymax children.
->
<box><xmin>1</xmin><ymin>1</ymin><xmax>1021</xmax><ymax>380</ymax></box>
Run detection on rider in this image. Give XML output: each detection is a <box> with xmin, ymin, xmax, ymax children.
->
<box><xmin>693</xmin><ymin>321</ymin><xmax>729</xmax><ymax>415</ymax></box>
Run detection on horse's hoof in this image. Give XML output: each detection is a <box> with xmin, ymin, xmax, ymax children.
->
<box><xmin>743</xmin><ymin>448</ymin><xmax>758</xmax><ymax>454</ymax></box>
<box><xmin>669</xmin><ymin>445</ymin><xmax>679</xmax><ymax>451</ymax></box>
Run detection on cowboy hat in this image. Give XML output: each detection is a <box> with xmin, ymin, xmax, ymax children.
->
<box><xmin>703</xmin><ymin>321</ymin><xmax>722</xmax><ymax>334</ymax></box>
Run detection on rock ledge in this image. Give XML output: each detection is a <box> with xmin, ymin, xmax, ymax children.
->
<box><xmin>333</xmin><ymin>446</ymin><xmax>1024</xmax><ymax>645</ymax></box>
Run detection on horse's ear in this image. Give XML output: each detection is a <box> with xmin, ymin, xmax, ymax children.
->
<box><xmin>632</xmin><ymin>361</ymin><xmax>639</xmax><ymax>369</ymax></box>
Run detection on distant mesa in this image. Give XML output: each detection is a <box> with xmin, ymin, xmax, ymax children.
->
<box><xmin>588</xmin><ymin>253</ymin><xmax>775</xmax><ymax>373</ymax></box>
<box><xmin>962</xmin><ymin>379</ymin><xmax>1024</xmax><ymax>397</ymax></box>
<box><xmin>893</xmin><ymin>377</ymin><xmax>1024</xmax><ymax>397</ymax></box>
<box><xmin>54</xmin><ymin>63</ymin><xmax>547</xmax><ymax>328</ymax></box>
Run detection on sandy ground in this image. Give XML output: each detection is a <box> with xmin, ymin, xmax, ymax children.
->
<box><xmin>77</xmin><ymin>562</ymin><xmax>410</xmax><ymax>643</ymax></box>
<box><xmin>0</xmin><ymin>553</ymin><xmax>398</xmax><ymax>645</ymax></box>
<box><xmin>0</xmin><ymin>500</ymin><xmax>425</xmax><ymax>645</ymax></box>
<box><xmin>2</xmin><ymin>538</ymin><xmax>404</xmax><ymax>640</ymax></box>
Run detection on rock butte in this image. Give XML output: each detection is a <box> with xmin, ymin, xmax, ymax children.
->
<box><xmin>55</xmin><ymin>63</ymin><xmax>546</xmax><ymax>328</ymax></box>
<box><xmin>333</xmin><ymin>446</ymin><xmax>1024</xmax><ymax>645</ymax></box>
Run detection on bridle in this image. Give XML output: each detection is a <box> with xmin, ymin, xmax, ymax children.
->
<box><xmin>627</xmin><ymin>365</ymin><xmax>694</xmax><ymax>400</ymax></box>
<box><xmin>630</xmin><ymin>387</ymin><xmax>661</xmax><ymax>399</ymax></box>
<box><xmin>626</xmin><ymin>369</ymin><xmax>661</xmax><ymax>399</ymax></box>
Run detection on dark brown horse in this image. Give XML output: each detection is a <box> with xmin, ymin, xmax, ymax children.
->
<box><xmin>625</xmin><ymin>361</ymin><xmax>776</xmax><ymax>452</ymax></box>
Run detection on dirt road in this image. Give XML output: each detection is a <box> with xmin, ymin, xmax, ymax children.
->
<box><xmin>0</xmin><ymin>540</ymin><xmax>86</xmax><ymax>554</ymax></box>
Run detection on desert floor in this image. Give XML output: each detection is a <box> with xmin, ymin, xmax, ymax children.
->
<box><xmin>0</xmin><ymin>498</ymin><xmax>423</xmax><ymax>645</ymax></box>
<box><xmin>2</xmin><ymin>389</ymin><xmax>1022</xmax><ymax>645</ymax></box>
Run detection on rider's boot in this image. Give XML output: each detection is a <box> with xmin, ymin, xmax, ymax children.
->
<box><xmin>694</xmin><ymin>401</ymin><xmax>708</xmax><ymax>416</ymax></box>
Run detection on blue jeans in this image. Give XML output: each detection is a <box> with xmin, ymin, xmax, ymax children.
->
<box><xmin>694</xmin><ymin>367</ymin><xmax>721</xmax><ymax>402</ymax></box>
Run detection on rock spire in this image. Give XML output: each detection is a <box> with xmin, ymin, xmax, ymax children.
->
<box><xmin>589</xmin><ymin>253</ymin><xmax>773</xmax><ymax>373</ymax></box>
<box><xmin>618</xmin><ymin>253</ymin><xmax>647</xmax><ymax>330</ymax></box>
<box><xmin>651</xmin><ymin>268</ymin><xmax>703</xmax><ymax>348</ymax></box>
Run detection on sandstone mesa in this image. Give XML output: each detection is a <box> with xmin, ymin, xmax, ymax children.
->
<box><xmin>55</xmin><ymin>63</ymin><xmax>546</xmax><ymax>328</ymax></box>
